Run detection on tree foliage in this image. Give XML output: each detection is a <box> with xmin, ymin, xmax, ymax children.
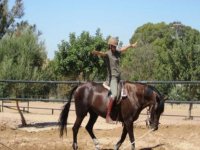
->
<box><xmin>0</xmin><ymin>0</ymin><xmax>59</xmax><ymax>99</ymax></box>
<box><xmin>0</xmin><ymin>22</ymin><xmax>46</xmax><ymax>79</ymax></box>
<box><xmin>127</xmin><ymin>22</ymin><xmax>200</xmax><ymax>81</ymax></box>
<box><xmin>124</xmin><ymin>22</ymin><xmax>200</xmax><ymax>100</ymax></box>
<box><xmin>0</xmin><ymin>0</ymin><xmax>24</xmax><ymax>39</ymax></box>
<box><xmin>0</xmin><ymin>22</ymin><xmax>49</xmax><ymax>97</ymax></box>
<box><xmin>55</xmin><ymin>29</ymin><xmax>108</xmax><ymax>80</ymax></box>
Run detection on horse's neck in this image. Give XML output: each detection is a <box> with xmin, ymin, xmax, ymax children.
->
<box><xmin>124</xmin><ymin>82</ymin><xmax>153</xmax><ymax>110</ymax></box>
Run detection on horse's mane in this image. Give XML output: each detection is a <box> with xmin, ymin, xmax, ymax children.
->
<box><xmin>147</xmin><ymin>84</ymin><xmax>163</xmax><ymax>97</ymax></box>
<box><xmin>124</xmin><ymin>81</ymin><xmax>165</xmax><ymax>114</ymax></box>
<box><xmin>124</xmin><ymin>81</ymin><xmax>163</xmax><ymax>98</ymax></box>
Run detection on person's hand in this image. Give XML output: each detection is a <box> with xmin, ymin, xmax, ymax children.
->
<box><xmin>131</xmin><ymin>41</ymin><xmax>138</xmax><ymax>48</ymax></box>
<box><xmin>91</xmin><ymin>50</ymin><xmax>106</xmax><ymax>57</ymax></box>
<box><xmin>91</xmin><ymin>50</ymin><xmax>97</xmax><ymax>55</ymax></box>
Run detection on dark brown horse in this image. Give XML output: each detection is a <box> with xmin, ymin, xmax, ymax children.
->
<box><xmin>59</xmin><ymin>81</ymin><xmax>165</xmax><ymax>150</ymax></box>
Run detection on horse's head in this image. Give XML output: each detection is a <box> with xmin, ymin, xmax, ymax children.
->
<box><xmin>148</xmin><ymin>94</ymin><xmax>166</xmax><ymax>131</ymax></box>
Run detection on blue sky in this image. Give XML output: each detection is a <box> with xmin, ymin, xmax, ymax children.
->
<box><xmin>11</xmin><ymin>0</ymin><xmax>200</xmax><ymax>59</ymax></box>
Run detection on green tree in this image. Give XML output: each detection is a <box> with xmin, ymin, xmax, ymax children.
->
<box><xmin>0</xmin><ymin>22</ymin><xmax>46</xmax><ymax>78</ymax></box>
<box><xmin>128</xmin><ymin>22</ymin><xmax>200</xmax><ymax>100</ymax></box>
<box><xmin>0</xmin><ymin>0</ymin><xmax>24</xmax><ymax>39</ymax></box>
<box><xmin>128</xmin><ymin>22</ymin><xmax>200</xmax><ymax>81</ymax></box>
<box><xmin>55</xmin><ymin>29</ymin><xmax>108</xmax><ymax>81</ymax></box>
<box><xmin>0</xmin><ymin>22</ymin><xmax>47</xmax><ymax>98</ymax></box>
<box><xmin>121</xmin><ymin>44</ymin><xmax>157</xmax><ymax>80</ymax></box>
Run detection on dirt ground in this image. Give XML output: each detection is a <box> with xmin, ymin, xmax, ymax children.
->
<box><xmin>0</xmin><ymin>101</ymin><xmax>200</xmax><ymax>150</ymax></box>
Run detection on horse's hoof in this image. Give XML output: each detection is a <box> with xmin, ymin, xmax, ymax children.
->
<box><xmin>95</xmin><ymin>144</ymin><xmax>101</xmax><ymax>150</ymax></box>
<box><xmin>95</xmin><ymin>146</ymin><xmax>100</xmax><ymax>150</ymax></box>
<box><xmin>114</xmin><ymin>143</ymin><xmax>121</xmax><ymax>150</ymax></box>
<box><xmin>72</xmin><ymin>143</ymin><xmax>78</xmax><ymax>150</ymax></box>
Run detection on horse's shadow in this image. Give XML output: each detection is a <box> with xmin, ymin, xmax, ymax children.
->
<box><xmin>101</xmin><ymin>144</ymin><xmax>165</xmax><ymax>150</ymax></box>
<box><xmin>18</xmin><ymin>122</ymin><xmax>73</xmax><ymax>128</ymax></box>
<box><xmin>139</xmin><ymin>144</ymin><xmax>165</xmax><ymax>150</ymax></box>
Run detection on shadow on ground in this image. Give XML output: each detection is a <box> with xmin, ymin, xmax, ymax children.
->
<box><xmin>139</xmin><ymin>144</ymin><xmax>165</xmax><ymax>150</ymax></box>
<box><xmin>18</xmin><ymin>122</ymin><xmax>73</xmax><ymax>128</ymax></box>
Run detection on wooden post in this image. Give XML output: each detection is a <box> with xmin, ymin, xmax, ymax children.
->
<box><xmin>27</xmin><ymin>101</ymin><xmax>29</xmax><ymax>113</ymax></box>
<box><xmin>52</xmin><ymin>109</ymin><xmax>54</xmax><ymax>115</ymax></box>
<box><xmin>0</xmin><ymin>100</ymin><xmax>1</xmax><ymax>112</ymax></box>
<box><xmin>186</xmin><ymin>103</ymin><xmax>193</xmax><ymax>120</ymax></box>
<box><xmin>16</xmin><ymin>100</ymin><xmax>27</xmax><ymax>126</ymax></box>
<box><xmin>2</xmin><ymin>100</ymin><xmax>3</xmax><ymax>112</ymax></box>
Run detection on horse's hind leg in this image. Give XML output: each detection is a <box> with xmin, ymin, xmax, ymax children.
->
<box><xmin>85</xmin><ymin>111</ymin><xmax>99</xmax><ymax>149</ymax></box>
<box><xmin>72</xmin><ymin>116</ymin><xmax>85</xmax><ymax>150</ymax></box>
<box><xmin>114</xmin><ymin>126</ymin><xmax>127</xmax><ymax>150</ymax></box>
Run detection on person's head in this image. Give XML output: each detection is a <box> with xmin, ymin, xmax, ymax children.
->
<box><xmin>108</xmin><ymin>37</ymin><xmax>118</xmax><ymax>51</ymax></box>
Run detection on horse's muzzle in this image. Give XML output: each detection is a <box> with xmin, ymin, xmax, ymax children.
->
<box><xmin>148</xmin><ymin>121</ymin><xmax>159</xmax><ymax>131</ymax></box>
<box><xmin>151</xmin><ymin>126</ymin><xmax>158</xmax><ymax>131</ymax></box>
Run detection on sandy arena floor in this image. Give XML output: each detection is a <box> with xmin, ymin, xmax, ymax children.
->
<box><xmin>0</xmin><ymin>101</ymin><xmax>200</xmax><ymax>150</ymax></box>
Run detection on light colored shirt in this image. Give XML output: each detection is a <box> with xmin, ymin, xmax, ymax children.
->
<box><xmin>105</xmin><ymin>50</ymin><xmax>121</xmax><ymax>78</ymax></box>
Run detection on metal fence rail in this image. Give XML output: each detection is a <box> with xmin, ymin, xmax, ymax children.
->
<box><xmin>0</xmin><ymin>97</ymin><xmax>67</xmax><ymax>102</ymax></box>
<box><xmin>166</xmin><ymin>100</ymin><xmax>200</xmax><ymax>104</ymax></box>
<box><xmin>1</xmin><ymin>79</ymin><xmax>200</xmax><ymax>84</ymax></box>
<box><xmin>0</xmin><ymin>80</ymin><xmax>82</xmax><ymax>84</ymax></box>
<box><xmin>0</xmin><ymin>104</ymin><xmax>63</xmax><ymax>115</ymax></box>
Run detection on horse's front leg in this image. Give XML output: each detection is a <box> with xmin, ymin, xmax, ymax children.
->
<box><xmin>124</xmin><ymin>121</ymin><xmax>135</xmax><ymax>150</ymax></box>
<box><xmin>114</xmin><ymin>125</ymin><xmax>127</xmax><ymax>150</ymax></box>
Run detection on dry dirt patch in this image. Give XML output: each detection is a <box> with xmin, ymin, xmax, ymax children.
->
<box><xmin>0</xmin><ymin>102</ymin><xmax>200</xmax><ymax>150</ymax></box>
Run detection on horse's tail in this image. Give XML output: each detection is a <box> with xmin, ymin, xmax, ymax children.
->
<box><xmin>59</xmin><ymin>85</ymin><xmax>79</xmax><ymax>137</ymax></box>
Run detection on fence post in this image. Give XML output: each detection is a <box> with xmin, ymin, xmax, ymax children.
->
<box><xmin>2</xmin><ymin>100</ymin><xmax>3</xmax><ymax>112</ymax></box>
<box><xmin>0</xmin><ymin>100</ymin><xmax>1</xmax><ymax>112</ymax></box>
<box><xmin>52</xmin><ymin>109</ymin><xmax>54</xmax><ymax>115</ymax></box>
<box><xmin>27</xmin><ymin>101</ymin><xmax>29</xmax><ymax>113</ymax></box>
<box><xmin>186</xmin><ymin>103</ymin><xmax>193</xmax><ymax>120</ymax></box>
<box><xmin>23</xmin><ymin>106</ymin><xmax>26</xmax><ymax>112</ymax></box>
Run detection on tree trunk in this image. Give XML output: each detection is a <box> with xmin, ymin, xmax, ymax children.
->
<box><xmin>16</xmin><ymin>101</ymin><xmax>27</xmax><ymax>126</ymax></box>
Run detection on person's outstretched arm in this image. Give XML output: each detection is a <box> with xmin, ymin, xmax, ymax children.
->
<box><xmin>91</xmin><ymin>50</ymin><xmax>107</xmax><ymax>57</ymax></box>
<box><xmin>120</xmin><ymin>41</ymin><xmax>138</xmax><ymax>53</ymax></box>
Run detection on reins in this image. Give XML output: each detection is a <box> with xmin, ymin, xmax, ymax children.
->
<box><xmin>0</xmin><ymin>141</ymin><xmax>15</xmax><ymax>150</ymax></box>
<box><xmin>121</xmin><ymin>128</ymin><xmax>154</xmax><ymax>150</ymax></box>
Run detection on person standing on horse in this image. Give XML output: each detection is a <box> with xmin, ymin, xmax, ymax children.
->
<box><xmin>92</xmin><ymin>37</ymin><xmax>138</xmax><ymax>123</ymax></box>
